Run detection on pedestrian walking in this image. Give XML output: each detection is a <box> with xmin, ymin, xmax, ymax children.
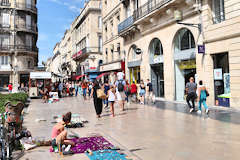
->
<box><xmin>91</xmin><ymin>81</ymin><xmax>103</xmax><ymax>118</ymax></box>
<box><xmin>88</xmin><ymin>82</ymin><xmax>93</xmax><ymax>97</ymax></box>
<box><xmin>130</xmin><ymin>81</ymin><xmax>137</xmax><ymax>102</ymax></box>
<box><xmin>81</xmin><ymin>80</ymin><xmax>88</xmax><ymax>100</ymax></box>
<box><xmin>8</xmin><ymin>83</ymin><xmax>12</xmax><ymax>93</ymax></box>
<box><xmin>197</xmin><ymin>80</ymin><xmax>209</xmax><ymax>114</ymax></box>
<box><xmin>125</xmin><ymin>80</ymin><xmax>131</xmax><ymax>103</ymax></box>
<box><xmin>74</xmin><ymin>82</ymin><xmax>79</xmax><ymax>96</ymax></box>
<box><xmin>139</xmin><ymin>80</ymin><xmax>146</xmax><ymax>104</ymax></box>
<box><xmin>185</xmin><ymin>77</ymin><xmax>197</xmax><ymax>113</ymax></box>
<box><xmin>108</xmin><ymin>85</ymin><xmax>116</xmax><ymax>117</ymax></box>
<box><xmin>103</xmin><ymin>81</ymin><xmax>110</xmax><ymax>108</ymax></box>
<box><xmin>146</xmin><ymin>79</ymin><xmax>153</xmax><ymax>104</ymax></box>
<box><xmin>115</xmin><ymin>73</ymin><xmax>126</xmax><ymax>111</ymax></box>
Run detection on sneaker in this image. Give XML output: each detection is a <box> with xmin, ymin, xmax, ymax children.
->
<box><xmin>189</xmin><ymin>108</ymin><xmax>194</xmax><ymax>113</ymax></box>
<box><xmin>197</xmin><ymin>110</ymin><xmax>202</xmax><ymax>114</ymax></box>
<box><xmin>206</xmin><ymin>109</ymin><xmax>209</xmax><ymax>114</ymax></box>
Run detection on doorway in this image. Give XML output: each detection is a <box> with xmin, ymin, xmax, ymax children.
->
<box><xmin>151</xmin><ymin>63</ymin><xmax>164</xmax><ymax>97</ymax></box>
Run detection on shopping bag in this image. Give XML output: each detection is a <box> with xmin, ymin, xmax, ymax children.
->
<box><xmin>97</xmin><ymin>89</ymin><xmax>106</xmax><ymax>99</ymax></box>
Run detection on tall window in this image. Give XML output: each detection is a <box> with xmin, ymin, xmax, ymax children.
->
<box><xmin>105</xmin><ymin>48</ymin><xmax>108</xmax><ymax>63</ymax></box>
<box><xmin>117</xmin><ymin>43</ymin><xmax>120</xmax><ymax>59</ymax></box>
<box><xmin>0</xmin><ymin>56</ymin><xmax>9</xmax><ymax>65</ymax></box>
<box><xmin>212</xmin><ymin>0</ymin><xmax>225</xmax><ymax>24</ymax></box>
<box><xmin>26</xmin><ymin>0</ymin><xmax>32</xmax><ymax>8</ymax></box>
<box><xmin>0</xmin><ymin>34</ymin><xmax>10</xmax><ymax>46</ymax></box>
<box><xmin>98</xmin><ymin>35</ymin><xmax>102</xmax><ymax>52</ymax></box>
<box><xmin>26</xmin><ymin>35</ymin><xmax>32</xmax><ymax>47</ymax></box>
<box><xmin>126</xmin><ymin>4</ymin><xmax>131</xmax><ymax>18</ymax></box>
<box><xmin>98</xmin><ymin>16</ymin><xmax>102</xmax><ymax>29</ymax></box>
<box><xmin>2</xmin><ymin>13</ymin><xmax>10</xmax><ymax>27</ymax></box>
<box><xmin>26</xmin><ymin>15</ymin><xmax>31</xmax><ymax>29</ymax></box>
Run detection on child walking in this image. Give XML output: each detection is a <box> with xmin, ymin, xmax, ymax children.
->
<box><xmin>108</xmin><ymin>86</ymin><xmax>116</xmax><ymax>117</ymax></box>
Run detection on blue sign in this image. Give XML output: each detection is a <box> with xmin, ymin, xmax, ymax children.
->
<box><xmin>198</xmin><ymin>45</ymin><xmax>205</xmax><ymax>54</ymax></box>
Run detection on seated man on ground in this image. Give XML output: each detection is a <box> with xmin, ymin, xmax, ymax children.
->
<box><xmin>51</xmin><ymin>112</ymin><xmax>75</xmax><ymax>152</ymax></box>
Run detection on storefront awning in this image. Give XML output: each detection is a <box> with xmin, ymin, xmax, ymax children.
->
<box><xmin>96</xmin><ymin>72</ymin><xmax>110</xmax><ymax>79</ymax></box>
<box><xmin>72</xmin><ymin>74</ymin><xmax>86</xmax><ymax>81</ymax></box>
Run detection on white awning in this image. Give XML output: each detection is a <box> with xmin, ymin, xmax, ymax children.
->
<box><xmin>30</xmin><ymin>72</ymin><xmax>51</xmax><ymax>79</ymax></box>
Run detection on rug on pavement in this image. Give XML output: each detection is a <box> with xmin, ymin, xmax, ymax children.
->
<box><xmin>86</xmin><ymin>149</ymin><xmax>127</xmax><ymax>160</ymax></box>
<box><xmin>70</xmin><ymin>136</ymin><xmax>114</xmax><ymax>154</ymax></box>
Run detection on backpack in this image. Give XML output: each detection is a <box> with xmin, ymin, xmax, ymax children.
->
<box><xmin>117</xmin><ymin>80</ymin><xmax>124</xmax><ymax>92</ymax></box>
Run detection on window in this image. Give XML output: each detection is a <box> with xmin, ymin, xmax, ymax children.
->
<box><xmin>98</xmin><ymin>36</ymin><xmax>102</xmax><ymax>52</ymax></box>
<box><xmin>26</xmin><ymin>0</ymin><xmax>32</xmax><ymax>8</ymax></box>
<box><xmin>26</xmin><ymin>15</ymin><xmax>31</xmax><ymax>29</ymax></box>
<box><xmin>98</xmin><ymin>16</ymin><xmax>102</xmax><ymax>29</ymax></box>
<box><xmin>105</xmin><ymin>48</ymin><xmax>108</xmax><ymax>62</ymax></box>
<box><xmin>180</xmin><ymin>31</ymin><xmax>195</xmax><ymax>50</ymax></box>
<box><xmin>99</xmin><ymin>2</ymin><xmax>102</xmax><ymax>9</ymax></box>
<box><xmin>212</xmin><ymin>0</ymin><xmax>225</xmax><ymax>24</ymax></box>
<box><xmin>0</xmin><ymin>56</ymin><xmax>9</xmax><ymax>65</ymax></box>
<box><xmin>28</xmin><ymin>60</ymin><xmax>31</xmax><ymax>68</ymax></box>
<box><xmin>0</xmin><ymin>34</ymin><xmax>10</xmax><ymax>46</ymax></box>
<box><xmin>150</xmin><ymin>38</ymin><xmax>163</xmax><ymax>56</ymax></box>
<box><xmin>2</xmin><ymin>13</ymin><xmax>10</xmax><ymax>27</ymax></box>
<box><xmin>126</xmin><ymin>4</ymin><xmax>131</xmax><ymax>18</ymax></box>
<box><xmin>117</xmin><ymin>43</ymin><xmax>120</xmax><ymax>59</ymax></box>
<box><xmin>26</xmin><ymin>35</ymin><xmax>32</xmax><ymax>47</ymax></box>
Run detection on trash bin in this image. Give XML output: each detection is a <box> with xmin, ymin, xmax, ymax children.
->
<box><xmin>218</xmin><ymin>93</ymin><xmax>230</xmax><ymax>107</ymax></box>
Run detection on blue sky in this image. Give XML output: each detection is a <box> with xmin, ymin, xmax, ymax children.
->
<box><xmin>37</xmin><ymin>0</ymin><xmax>85</xmax><ymax>65</ymax></box>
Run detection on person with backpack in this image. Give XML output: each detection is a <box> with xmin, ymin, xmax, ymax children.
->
<box><xmin>125</xmin><ymin>80</ymin><xmax>131</xmax><ymax>103</ymax></box>
<box><xmin>115</xmin><ymin>73</ymin><xmax>126</xmax><ymax>111</ymax></box>
<box><xmin>197</xmin><ymin>80</ymin><xmax>209</xmax><ymax>114</ymax></box>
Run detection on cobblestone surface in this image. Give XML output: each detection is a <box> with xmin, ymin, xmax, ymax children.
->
<box><xmin>19</xmin><ymin>96</ymin><xmax>240</xmax><ymax>160</ymax></box>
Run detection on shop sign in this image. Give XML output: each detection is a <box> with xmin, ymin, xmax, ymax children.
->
<box><xmin>100</xmin><ymin>62</ymin><xmax>121</xmax><ymax>72</ymax></box>
<box><xmin>179</xmin><ymin>60</ymin><xmax>196</xmax><ymax>70</ymax></box>
<box><xmin>198</xmin><ymin>45</ymin><xmax>205</xmax><ymax>54</ymax></box>
<box><xmin>214</xmin><ymin>68</ymin><xmax>223</xmax><ymax>80</ymax></box>
<box><xmin>135</xmin><ymin>48</ymin><xmax>142</xmax><ymax>55</ymax></box>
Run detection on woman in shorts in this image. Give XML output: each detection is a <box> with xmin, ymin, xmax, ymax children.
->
<box><xmin>108</xmin><ymin>86</ymin><xmax>116</xmax><ymax>117</ymax></box>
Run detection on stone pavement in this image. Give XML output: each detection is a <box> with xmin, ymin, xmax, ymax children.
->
<box><xmin>19</xmin><ymin>96</ymin><xmax>240</xmax><ymax>160</ymax></box>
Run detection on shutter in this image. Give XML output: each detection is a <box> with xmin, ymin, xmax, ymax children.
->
<box><xmin>26</xmin><ymin>35</ymin><xmax>32</xmax><ymax>47</ymax></box>
<box><xmin>26</xmin><ymin>0</ymin><xmax>32</xmax><ymax>8</ymax></box>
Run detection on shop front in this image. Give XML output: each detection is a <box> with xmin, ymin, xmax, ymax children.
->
<box><xmin>149</xmin><ymin>38</ymin><xmax>164</xmax><ymax>97</ymax></box>
<box><xmin>20</xmin><ymin>74</ymin><xmax>30</xmax><ymax>87</ymax></box>
<box><xmin>0</xmin><ymin>74</ymin><xmax>10</xmax><ymax>88</ymax></box>
<box><xmin>99</xmin><ymin>60</ymin><xmax>125</xmax><ymax>83</ymax></box>
<box><xmin>212</xmin><ymin>52</ymin><xmax>230</xmax><ymax>107</ymax></box>
<box><xmin>174</xmin><ymin>28</ymin><xmax>196</xmax><ymax>101</ymax></box>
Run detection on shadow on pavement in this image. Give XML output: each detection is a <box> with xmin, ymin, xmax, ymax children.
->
<box><xmin>154</xmin><ymin>101</ymin><xmax>240</xmax><ymax>124</ymax></box>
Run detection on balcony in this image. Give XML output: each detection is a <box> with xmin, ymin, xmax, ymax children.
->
<box><xmin>16</xmin><ymin>3</ymin><xmax>37</xmax><ymax>13</ymax></box>
<box><xmin>0</xmin><ymin>45</ymin><xmax>14</xmax><ymax>51</ymax></box>
<box><xmin>72</xmin><ymin>47</ymin><xmax>101</xmax><ymax>61</ymax></box>
<box><xmin>0</xmin><ymin>1</ymin><xmax>11</xmax><ymax>6</ymax></box>
<box><xmin>15</xmin><ymin>23</ymin><xmax>38</xmax><ymax>33</ymax></box>
<box><xmin>118</xmin><ymin>16</ymin><xmax>134</xmax><ymax>34</ymax></box>
<box><xmin>0</xmin><ymin>23</ymin><xmax>11</xmax><ymax>29</ymax></box>
<box><xmin>133</xmin><ymin>0</ymin><xmax>172</xmax><ymax>21</ymax></box>
<box><xmin>15</xmin><ymin>45</ymin><xmax>38</xmax><ymax>52</ymax></box>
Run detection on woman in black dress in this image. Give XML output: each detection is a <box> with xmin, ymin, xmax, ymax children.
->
<box><xmin>91</xmin><ymin>81</ymin><xmax>103</xmax><ymax>118</ymax></box>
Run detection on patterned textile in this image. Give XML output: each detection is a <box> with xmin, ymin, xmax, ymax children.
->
<box><xmin>86</xmin><ymin>149</ymin><xmax>127</xmax><ymax>160</ymax></box>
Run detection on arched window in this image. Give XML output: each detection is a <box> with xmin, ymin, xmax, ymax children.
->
<box><xmin>150</xmin><ymin>38</ymin><xmax>163</xmax><ymax>56</ymax></box>
<box><xmin>180</xmin><ymin>30</ymin><xmax>195</xmax><ymax>50</ymax></box>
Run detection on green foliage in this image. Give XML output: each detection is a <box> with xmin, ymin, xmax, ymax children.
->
<box><xmin>0</xmin><ymin>93</ymin><xmax>28</xmax><ymax>113</ymax></box>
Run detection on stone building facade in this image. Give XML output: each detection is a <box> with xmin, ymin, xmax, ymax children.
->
<box><xmin>0</xmin><ymin>0</ymin><xmax>38</xmax><ymax>90</ymax></box>
<box><xmin>116</xmin><ymin>0</ymin><xmax>240</xmax><ymax>108</ymax></box>
<box><xmin>71</xmin><ymin>0</ymin><xmax>103</xmax><ymax>81</ymax></box>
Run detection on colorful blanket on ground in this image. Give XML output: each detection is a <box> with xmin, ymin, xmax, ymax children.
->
<box><xmin>70</xmin><ymin>136</ymin><xmax>114</xmax><ymax>154</ymax></box>
<box><xmin>86</xmin><ymin>149</ymin><xmax>127</xmax><ymax>160</ymax></box>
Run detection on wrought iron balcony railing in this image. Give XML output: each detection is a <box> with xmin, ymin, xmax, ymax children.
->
<box><xmin>72</xmin><ymin>47</ymin><xmax>102</xmax><ymax>60</ymax></box>
<box><xmin>16</xmin><ymin>3</ymin><xmax>37</xmax><ymax>12</ymax></box>
<box><xmin>118</xmin><ymin>15</ymin><xmax>134</xmax><ymax>34</ymax></box>
<box><xmin>0</xmin><ymin>44</ymin><xmax>38</xmax><ymax>52</ymax></box>
<box><xmin>133</xmin><ymin>0</ymin><xmax>172</xmax><ymax>21</ymax></box>
<box><xmin>0</xmin><ymin>1</ymin><xmax>11</xmax><ymax>6</ymax></box>
<box><xmin>15</xmin><ymin>23</ymin><xmax>37</xmax><ymax>32</ymax></box>
<box><xmin>0</xmin><ymin>45</ymin><xmax>14</xmax><ymax>51</ymax></box>
<box><xmin>0</xmin><ymin>23</ymin><xmax>10</xmax><ymax>28</ymax></box>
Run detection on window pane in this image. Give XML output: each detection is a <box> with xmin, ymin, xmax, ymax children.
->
<box><xmin>180</xmin><ymin>32</ymin><xmax>190</xmax><ymax>50</ymax></box>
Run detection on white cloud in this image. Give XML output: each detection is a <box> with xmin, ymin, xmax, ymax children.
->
<box><xmin>49</xmin><ymin>0</ymin><xmax>82</xmax><ymax>13</ymax></box>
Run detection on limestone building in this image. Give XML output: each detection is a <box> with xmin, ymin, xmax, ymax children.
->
<box><xmin>100</xmin><ymin>0</ymin><xmax>126</xmax><ymax>83</ymax></box>
<box><xmin>71</xmin><ymin>0</ymin><xmax>102</xmax><ymax>81</ymax></box>
<box><xmin>116</xmin><ymin>0</ymin><xmax>240</xmax><ymax>108</ymax></box>
<box><xmin>0</xmin><ymin>0</ymin><xmax>38</xmax><ymax>90</ymax></box>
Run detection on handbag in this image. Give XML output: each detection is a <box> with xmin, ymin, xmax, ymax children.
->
<box><xmin>206</xmin><ymin>90</ymin><xmax>209</xmax><ymax>97</ymax></box>
<box><xmin>97</xmin><ymin>89</ymin><xmax>106</xmax><ymax>99</ymax></box>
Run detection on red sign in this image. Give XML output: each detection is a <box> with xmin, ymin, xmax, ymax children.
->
<box><xmin>72</xmin><ymin>50</ymin><xmax>83</xmax><ymax>59</ymax></box>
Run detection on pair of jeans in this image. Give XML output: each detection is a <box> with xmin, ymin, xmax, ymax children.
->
<box><xmin>186</xmin><ymin>92</ymin><xmax>196</xmax><ymax>109</ymax></box>
<box><xmin>198</xmin><ymin>99</ymin><xmax>208</xmax><ymax>111</ymax></box>
<box><xmin>75</xmin><ymin>88</ymin><xmax>78</xmax><ymax>96</ymax></box>
<box><xmin>104</xmin><ymin>99</ymin><xmax>108</xmax><ymax>107</ymax></box>
<box><xmin>82</xmin><ymin>88</ymin><xmax>87</xmax><ymax>97</ymax></box>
